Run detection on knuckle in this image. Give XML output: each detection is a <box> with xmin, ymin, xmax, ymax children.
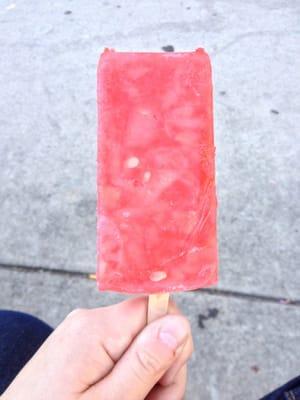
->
<box><xmin>135</xmin><ymin>348</ymin><xmax>165</xmax><ymax>378</ymax></box>
<box><xmin>65</xmin><ymin>308</ymin><xmax>90</xmax><ymax>332</ymax></box>
<box><xmin>67</xmin><ymin>308</ymin><xmax>86</xmax><ymax>319</ymax></box>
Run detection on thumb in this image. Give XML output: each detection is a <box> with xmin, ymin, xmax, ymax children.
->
<box><xmin>94</xmin><ymin>315</ymin><xmax>190</xmax><ymax>400</ymax></box>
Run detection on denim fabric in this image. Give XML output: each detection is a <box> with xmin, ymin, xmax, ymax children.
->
<box><xmin>0</xmin><ymin>310</ymin><xmax>53</xmax><ymax>394</ymax></box>
<box><xmin>260</xmin><ymin>375</ymin><xmax>300</xmax><ymax>400</ymax></box>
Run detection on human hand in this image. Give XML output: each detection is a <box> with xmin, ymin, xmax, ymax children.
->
<box><xmin>2</xmin><ymin>297</ymin><xmax>193</xmax><ymax>400</ymax></box>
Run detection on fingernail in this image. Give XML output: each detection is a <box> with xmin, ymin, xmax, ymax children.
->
<box><xmin>158</xmin><ymin>317</ymin><xmax>188</xmax><ymax>351</ymax></box>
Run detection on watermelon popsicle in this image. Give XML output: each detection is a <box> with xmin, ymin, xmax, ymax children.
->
<box><xmin>97</xmin><ymin>49</ymin><xmax>218</xmax><ymax>294</ymax></box>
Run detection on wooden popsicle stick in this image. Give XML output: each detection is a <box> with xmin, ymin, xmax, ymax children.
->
<box><xmin>147</xmin><ymin>293</ymin><xmax>170</xmax><ymax>323</ymax></box>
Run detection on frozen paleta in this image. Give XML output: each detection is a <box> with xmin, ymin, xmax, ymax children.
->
<box><xmin>97</xmin><ymin>49</ymin><xmax>218</xmax><ymax>293</ymax></box>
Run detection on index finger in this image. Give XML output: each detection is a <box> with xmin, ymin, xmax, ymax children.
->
<box><xmin>88</xmin><ymin>296</ymin><xmax>180</xmax><ymax>362</ymax></box>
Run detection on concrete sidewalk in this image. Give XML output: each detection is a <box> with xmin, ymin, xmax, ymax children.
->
<box><xmin>0</xmin><ymin>1</ymin><xmax>299</xmax><ymax>399</ymax></box>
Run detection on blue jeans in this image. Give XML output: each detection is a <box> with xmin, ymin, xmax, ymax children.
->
<box><xmin>0</xmin><ymin>310</ymin><xmax>299</xmax><ymax>398</ymax></box>
<box><xmin>260</xmin><ymin>375</ymin><xmax>300</xmax><ymax>400</ymax></box>
<box><xmin>0</xmin><ymin>310</ymin><xmax>53</xmax><ymax>394</ymax></box>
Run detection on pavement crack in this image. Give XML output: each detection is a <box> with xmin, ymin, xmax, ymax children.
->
<box><xmin>196</xmin><ymin>287</ymin><xmax>300</xmax><ymax>307</ymax></box>
<box><xmin>0</xmin><ymin>263</ymin><xmax>299</xmax><ymax>307</ymax></box>
<box><xmin>0</xmin><ymin>262</ymin><xmax>88</xmax><ymax>278</ymax></box>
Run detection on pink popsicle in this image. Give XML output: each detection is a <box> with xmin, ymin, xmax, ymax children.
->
<box><xmin>97</xmin><ymin>49</ymin><xmax>218</xmax><ymax>293</ymax></box>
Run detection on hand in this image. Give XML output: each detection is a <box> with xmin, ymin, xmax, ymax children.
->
<box><xmin>2</xmin><ymin>297</ymin><xmax>193</xmax><ymax>400</ymax></box>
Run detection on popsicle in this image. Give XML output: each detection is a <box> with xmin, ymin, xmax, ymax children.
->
<box><xmin>97</xmin><ymin>49</ymin><xmax>218</xmax><ymax>295</ymax></box>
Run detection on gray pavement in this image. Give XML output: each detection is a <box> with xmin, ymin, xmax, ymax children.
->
<box><xmin>0</xmin><ymin>0</ymin><xmax>300</xmax><ymax>399</ymax></box>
